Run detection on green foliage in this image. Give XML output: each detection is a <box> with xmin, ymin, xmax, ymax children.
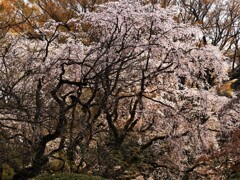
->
<box><xmin>94</xmin><ymin>134</ymin><xmax>152</xmax><ymax>178</ymax></box>
<box><xmin>47</xmin><ymin>159</ymin><xmax>69</xmax><ymax>173</ymax></box>
<box><xmin>2</xmin><ymin>164</ymin><xmax>14</xmax><ymax>180</ymax></box>
<box><xmin>31</xmin><ymin>173</ymin><xmax>105</xmax><ymax>180</ymax></box>
<box><xmin>45</xmin><ymin>151</ymin><xmax>71</xmax><ymax>173</ymax></box>
<box><xmin>228</xmin><ymin>171</ymin><xmax>240</xmax><ymax>180</ymax></box>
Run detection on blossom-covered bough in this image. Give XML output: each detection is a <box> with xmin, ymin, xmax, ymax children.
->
<box><xmin>0</xmin><ymin>0</ymin><xmax>238</xmax><ymax>179</ymax></box>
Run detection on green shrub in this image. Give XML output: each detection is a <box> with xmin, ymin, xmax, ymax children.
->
<box><xmin>31</xmin><ymin>172</ymin><xmax>105</xmax><ymax>180</ymax></box>
<box><xmin>2</xmin><ymin>164</ymin><xmax>14</xmax><ymax>180</ymax></box>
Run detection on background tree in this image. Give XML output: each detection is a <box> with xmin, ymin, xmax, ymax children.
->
<box><xmin>143</xmin><ymin>0</ymin><xmax>240</xmax><ymax>74</ymax></box>
<box><xmin>165</xmin><ymin>0</ymin><xmax>240</xmax><ymax>74</ymax></box>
